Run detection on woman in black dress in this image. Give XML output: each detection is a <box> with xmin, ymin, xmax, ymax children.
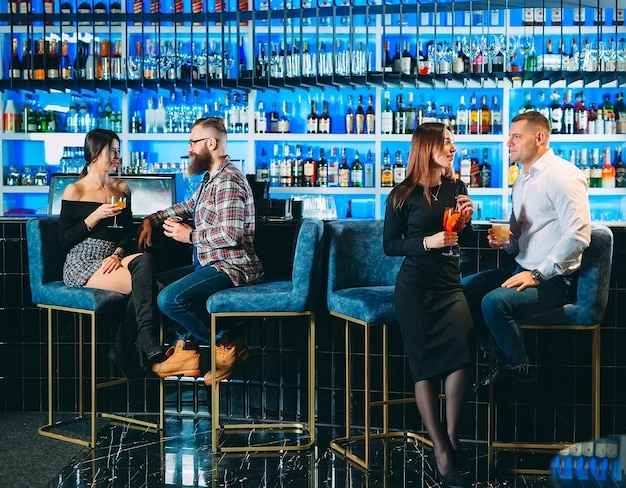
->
<box><xmin>59</xmin><ymin>129</ymin><xmax>164</xmax><ymax>378</ymax></box>
<box><xmin>383</xmin><ymin>123</ymin><xmax>475</xmax><ymax>487</ymax></box>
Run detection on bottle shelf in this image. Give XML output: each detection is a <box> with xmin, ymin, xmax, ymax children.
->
<box><xmin>1</xmin><ymin>185</ymin><xmax>48</xmax><ymax>193</ymax></box>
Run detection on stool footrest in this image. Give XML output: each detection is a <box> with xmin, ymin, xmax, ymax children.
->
<box><xmin>215</xmin><ymin>421</ymin><xmax>314</xmax><ymax>453</ymax></box>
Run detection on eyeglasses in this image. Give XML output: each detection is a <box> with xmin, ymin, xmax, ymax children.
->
<box><xmin>188</xmin><ymin>137</ymin><xmax>212</xmax><ymax>147</ymax></box>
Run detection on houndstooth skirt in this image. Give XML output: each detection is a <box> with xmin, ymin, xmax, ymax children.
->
<box><xmin>63</xmin><ymin>237</ymin><xmax>117</xmax><ymax>288</ymax></box>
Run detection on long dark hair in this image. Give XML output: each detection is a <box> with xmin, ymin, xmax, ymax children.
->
<box><xmin>388</xmin><ymin>122</ymin><xmax>454</xmax><ymax>210</ymax></box>
<box><xmin>80</xmin><ymin>129</ymin><xmax>120</xmax><ymax>178</ymax></box>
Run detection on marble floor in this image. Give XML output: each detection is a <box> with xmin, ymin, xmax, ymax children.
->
<box><xmin>46</xmin><ymin>414</ymin><xmax>561</xmax><ymax>488</ymax></box>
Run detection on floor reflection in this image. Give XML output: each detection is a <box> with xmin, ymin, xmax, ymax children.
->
<box><xmin>50</xmin><ymin>415</ymin><xmax>556</xmax><ymax>488</ymax></box>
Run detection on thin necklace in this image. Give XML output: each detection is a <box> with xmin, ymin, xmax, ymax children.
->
<box><xmin>430</xmin><ymin>183</ymin><xmax>442</xmax><ymax>201</ymax></box>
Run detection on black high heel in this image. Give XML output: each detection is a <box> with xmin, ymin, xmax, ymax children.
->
<box><xmin>428</xmin><ymin>451</ymin><xmax>467</xmax><ymax>488</ymax></box>
<box><xmin>108</xmin><ymin>345</ymin><xmax>145</xmax><ymax>380</ymax></box>
<box><xmin>453</xmin><ymin>446</ymin><xmax>470</xmax><ymax>477</ymax></box>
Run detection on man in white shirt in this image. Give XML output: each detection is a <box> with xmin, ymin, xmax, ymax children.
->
<box><xmin>463</xmin><ymin>111</ymin><xmax>591</xmax><ymax>393</ymax></box>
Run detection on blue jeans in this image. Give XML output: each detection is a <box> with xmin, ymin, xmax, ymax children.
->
<box><xmin>157</xmin><ymin>265</ymin><xmax>234</xmax><ymax>344</ymax></box>
<box><xmin>462</xmin><ymin>264</ymin><xmax>573</xmax><ymax>368</ymax></box>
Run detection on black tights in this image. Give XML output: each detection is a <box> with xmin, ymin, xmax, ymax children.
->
<box><xmin>414</xmin><ymin>366</ymin><xmax>471</xmax><ymax>478</ymax></box>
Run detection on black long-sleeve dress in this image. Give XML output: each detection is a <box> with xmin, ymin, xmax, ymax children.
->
<box><xmin>383</xmin><ymin>178</ymin><xmax>474</xmax><ymax>382</ymax></box>
<box><xmin>59</xmin><ymin>199</ymin><xmax>133</xmax><ymax>287</ymax></box>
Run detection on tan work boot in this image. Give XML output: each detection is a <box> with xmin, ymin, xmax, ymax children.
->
<box><xmin>204</xmin><ymin>336</ymin><xmax>250</xmax><ymax>386</ymax></box>
<box><xmin>152</xmin><ymin>340</ymin><xmax>201</xmax><ymax>378</ymax></box>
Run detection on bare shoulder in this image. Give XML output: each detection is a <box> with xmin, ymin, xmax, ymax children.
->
<box><xmin>61</xmin><ymin>181</ymin><xmax>83</xmax><ymax>201</ymax></box>
<box><xmin>112</xmin><ymin>178</ymin><xmax>131</xmax><ymax>196</ymax></box>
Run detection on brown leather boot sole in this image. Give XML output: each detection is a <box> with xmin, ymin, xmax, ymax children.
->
<box><xmin>153</xmin><ymin>367</ymin><xmax>201</xmax><ymax>379</ymax></box>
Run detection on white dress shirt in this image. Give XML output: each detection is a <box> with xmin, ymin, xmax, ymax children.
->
<box><xmin>507</xmin><ymin>148</ymin><xmax>591</xmax><ymax>280</ymax></box>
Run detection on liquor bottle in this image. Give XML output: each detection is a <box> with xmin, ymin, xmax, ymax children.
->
<box><xmin>523</xmin><ymin>7</ymin><xmax>534</xmax><ymax>26</ymax></box>
<box><xmin>393</xmin><ymin>150</ymin><xmax>406</xmax><ymax>186</ymax></box>
<box><xmin>574</xmin><ymin>92</ymin><xmax>589</xmax><ymax>134</ymax></box>
<box><xmin>394</xmin><ymin>94</ymin><xmax>406</xmax><ymax>135</ymax></box>
<box><xmin>277</xmin><ymin>100</ymin><xmax>290</xmax><ymax>133</ymax></box>
<box><xmin>306</xmin><ymin>100</ymin><xmax>318</xmax><ymax>134</ymax></box>
<box><xmin>254</xmin><ymin>101</ymin><xmax>266</xmax><ymax>133</ymax></box>
<box><xmin>615</xmin><ymin>92</ymin><xmax>626</xmax><ymax>134</ymax></box>
<box><xmin>588</xmin><ymin>149</ymin><xmax>602</xmax><ymax>188</ymax></box>
<box><xmin>381</xmin><ymin>91</ymin><xmax>393</xmax><ymax>135</ymax></box>
<box><xmin>383</xmin><ymin>41</ymin><xmax>393</xmax><ymax>72</ymax></box>
<box><xmin>364</xmin><ymin>150</ymin><xmax>374</xmax><ymax>188</ymax></box>
<box><xmin>353</xmin><ymin>95</ymin><xmax>365</xmax><ymax>135</ymax></box>
<box><xmin>43</xmin><ymin>0</ymin><xmax>54</xmax><ymax>24</ymax></box>
<box><xmin>9</xmin><ymin>38</ymin><xmax>22</xmax><ymax>80</ymax></box>
<box><xmin>401</xmin><ymin>41</ymin><xmax>413</xmax><ymax>75</ymax></box>
<box><xmin>536</xmin><ymin>91</ymin><xmax>549</xmax><ymax>120</ymax></box>
<box><xmin>280</xmin><ymin>144</ymin><xmax>293</xmax><ymax>187</ymax></box>
<box><xmin>602</xmin><ymin>94</ymin><xmax>615</xmax><ymax>134</ymax></box>
<box><xmin>345</xmin><ymin>200</ymin><xmax>352</xmax><ymax>218</ymax></box>
<box><xmin>345</xmin><ymin>95</ymin><xmax>354</xmax><ymax>134</ymax></box>
<box><xmin>268</xmin><ymin>102</ymin><xmax>279</xmax><ymax>133</ymax></box>
<box><xmin>562</xmin><ymin>89</ymin><xmax>575</xmax><ymax>135</ymax></box>
<box><xmin>480</xmin><ymin>95</ymin><xmax>491</xmax><ymax>135</ymax></box>
<box><xmin>303</xmin><ymin>147</ymin><xmax>317</xmax><ymax>187</ymax></box>
<box><xmin>508</xmin><ymin>162</ymin><xmax>519</xmax><ymax>186</ymax></box>
<box><xmin>468</xmin><ymin>93</ymin><xmax>480</xmax><ymax>135</ymax></box>
<box><xmin>19</xmin><ymin>0</ymin><xmax>31</xmax><ymax>17</ymax></box>
<box><xmin>574</xmin><ymin>7</ymin><xmax>586</xmax><ymax>26</ymax></box>
<box><xmin>520</xmin><ymin>91</ymin><xmax>535</xmax><ymax>114</ymax></box>
<box><xmin>469</xmin><ymin>148</ymin><xmax>481</xmax><ymax>187</ymax></box>
<box><xmin>350</xmin><ymin>150</ymin><xmax>363</xmax><ymax>188</ymax></box>
<box><xmin>46</xmin><ymin>38</ymin><xmax>60</xmax><ymax>80</ymax></box>
<box><xmin>480</xmin><ymin>148</ymin><xmax>491</xmax><ymax>188</ymax></box>
<box><xmin>549</xmin><ymin>91</ymin><xmax>563</xmax><ymax>134</ymax></box>
<box><xmin>8</xmin><ymin>0</ymin><xmax>18</xmax><ymax>24</ymax></box>
<box><xmin>459</xmin><ymin>149</ymin><xmax>471</xmax><ymax>185</ymax></box>
<box><xmin>392</xmin><ymin>43</ymin><xmax>401</xmax><ymax>73</ymax></box>
<box><xmin>456</xmin><ymin>95</ymin><xmax>468</xmax><ymax>135</ymax></box>
<box><xmin>601</xmin><ymin>147</ymin><xmax>615</xmax><ymax>188</ymax></box>
<box><xmin>491</xmin><ymin>95</ymin><xmax>502</xmax><ymax>135</ymax></box>
<box><xmin>78</xmin><ymin>0</ymin><xmax>91</xmax><ymax>25</ymax></box>
<box><xmin>319</xmin><ymin>100</ymin><xmax>331</xmax><ymax>134</ymax></box>
<box><xmin>3</xmin><ymin>99</ymin><xmax>18</xmax><ymax>133</ymax></box>
<box><xmin>317</xmin><ymin>148</ymin><xmax>327</xmax><ymax>187</ymax></box>
<box><xmin>238</xmin><ymin>36</ymin><xmax>247</xmax><ymax>78</ymax></box>
<box><xmin>551</xmin><ymin>7</ymin><xmax>562</xmax><ymax>25</ymax></box>
<box><xmin>587</xmin><ymin>102</ymin><xmax>598</xmax><ymax>135</ymax></box>
<box><xmin>338</xmin><ymin>148</ymin><xmax>350</xmax><ymax>188</ymax></box>
<box><xmin>327</xmin><ymin>147</ymin><xmax>339</xmax><ymax>187</ymax></box>
<box><xmin>33</xmin><ymin>39</ymin><xmax>45</xmax><ymax>81</ymax></box>
<box><xmin>617</xmin><ymin>9</ymin><xmax>625</xmax><ymax>26</ymax></box>
<box><xmin>579</xmin><ymin>148</ymin><xmax>590</xmax><ymax>185</ymax></box>
<box><xmin>405</xmin><ymin>92</ymin><xmax>416</xmax><ymax>134</ymax></box>
<box><xmin>256</xmin><ymin>147</ymin><xmax>269</xmax><ymax>183</ymax></box>
<box><xmin>269</xmin><ymin>144</ymin><xmax>281</xmax><ymax>187</ymax></box>
<box><xmin>365</xmin><ymin>95</ymin><xmax>375</xmax><ymax>135</ymax></box>
<box><xmin>614</xmin><ymin>147</ymin><xmax>625</xmax><ymax>187</ymax></box>
<box><xmin>292</xmin><ymin>144</ymin><xmax>304</xmax><ymax>187</ymax></box>
<box><xmin>381</xmin><ymin>148</ymin><xmax>393</xmax><ymax>188</ymax></box>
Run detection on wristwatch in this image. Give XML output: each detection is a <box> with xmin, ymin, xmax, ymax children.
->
<box><xmin>530</xmin><ymin>269</ymin><xmax>543</xmax><ymax>282</ymax></box>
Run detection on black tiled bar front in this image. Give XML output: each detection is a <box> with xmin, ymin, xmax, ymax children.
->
<box><xmin>1</xmin><ymin>218</ymin><xmax>625</xmax><ymax>485</ymax></box>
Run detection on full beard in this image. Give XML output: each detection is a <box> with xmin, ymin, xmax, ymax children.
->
<box><xmin>187</xmin><ymin>150</ymin><xmax>213</xmax><ymax>176</ymax></box>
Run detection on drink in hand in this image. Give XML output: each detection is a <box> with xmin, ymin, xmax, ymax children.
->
<box><xmin>491</xmin><ymin>220</ymin><xmax>510</xmax><ymax>245</ymax></box>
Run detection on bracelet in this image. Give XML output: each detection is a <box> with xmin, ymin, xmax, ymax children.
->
<box><xmin>113</xmin><ymin>251</ymin><xmax>123</xmax><ymax>260</ymax></box>
<box><xmin>423</xmin><ymin>237</ymin><xmax>429</xmax><ymax>251</ymax></box>
<box><xmin>188</xmin><ymin>230</ymin><xmax>193</xmax><ymax>243</ymax></box>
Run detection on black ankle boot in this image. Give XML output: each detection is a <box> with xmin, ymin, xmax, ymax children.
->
<box><xmin>109</xmin><ymin>344</ymin><xmax>145</xmax><ymax>380</ymax></box>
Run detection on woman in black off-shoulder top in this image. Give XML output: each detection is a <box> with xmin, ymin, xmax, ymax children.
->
<box><xmin>58</xmin><ymin>129</ymin><xmax>165</xmax><ymax>378</ymax></box>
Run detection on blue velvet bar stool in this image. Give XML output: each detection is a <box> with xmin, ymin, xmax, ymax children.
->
<box><xmin>27</xmin><ymin>218</ymin><xmax>162</xmax><ymax>448</ymax></box>
<box><xmin>487</xmin><ymin>224</ymin><xmax>614</xmax><ymax>475</ymax></box>
<box><xmin>326</xmin><ymin>220</ymin><xmax>431</xmax><ymax>470</ymax></box>
<box><xmin>206</xmin><ymin>218</ymin><xmax>324</xmax><ymax>453</ymax></box>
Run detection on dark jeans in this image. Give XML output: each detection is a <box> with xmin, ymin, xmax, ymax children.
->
<box><xmin>461</xmin><ymin>264</ymin><xmax>574</xmax><ymax>367</ymax></box>
<box><xmin>157</xmin><ymin>264</ymin><xmax>234</xmax><ymax>344</ymax></box>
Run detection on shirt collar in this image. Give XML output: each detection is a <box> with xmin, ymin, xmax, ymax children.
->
<box><xmin>520</xmin><ymin>148</ymin><xmax>554</xmax><ymax>178</ymax></box>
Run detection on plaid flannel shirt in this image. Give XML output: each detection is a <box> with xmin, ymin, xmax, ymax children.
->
<box><xmin>147</xmin><ymin>156</ymin><xmax>264</xmax><ymax>286</ymax></box>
